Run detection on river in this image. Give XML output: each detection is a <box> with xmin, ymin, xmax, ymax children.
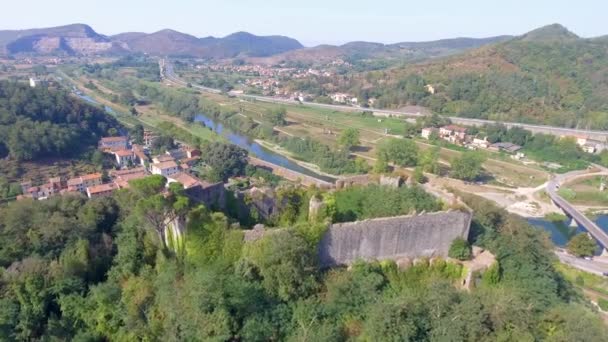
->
<box><xmin>193</xmin><ymin>114</ymin><xmax>336</xmax><ymax>182</ymax></box>
<box><xmin>76</xmin><ymin>91</ymin><xmax>335</xmax><ymax>183</ymax></box>
<box><xmin>528</xmin><ymin>215</ymin><xmax>608</xmax><ymax>247</ymax></box>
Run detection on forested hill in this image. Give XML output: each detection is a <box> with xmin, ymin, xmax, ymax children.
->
<box><xmin>355</xmin><ymin>24</ymin><xmax>608</xmax><ymax>129</ymax></box>
<box><xmin>0</xmin><ymin>81</ymin><xmax>121</xmax><ymax>161</ymax></box>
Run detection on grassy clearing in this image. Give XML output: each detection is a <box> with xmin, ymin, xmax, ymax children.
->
<box><xmin>555</xmin><ymin>263</ymin><xmax>608</xmax><ymax>297</ymax></box>
<box><xmin>559</xmin><ymin>177</ymin><xmax>608</xmax><ymax>206</ymax></box>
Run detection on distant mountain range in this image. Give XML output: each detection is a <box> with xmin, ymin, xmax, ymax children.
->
<box><xmin>0</xmin><ymin>23</ymin><xmax>511</xmax><ymax>61</ymax></box>
<box><xmin>0</xmin><ymin>24</ymin><xmax>303</xmax><ymax>58</ymax></box>
<box><xmin>249</xmin><ymin>35</ymin><xmax>513</xmax><ymax>65</ymax></box>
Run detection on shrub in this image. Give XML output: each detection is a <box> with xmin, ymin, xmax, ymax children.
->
<box><xmin>448</xmin><ymin>238</ymin><xmax>472</xmax><ymax>260</ymax></box>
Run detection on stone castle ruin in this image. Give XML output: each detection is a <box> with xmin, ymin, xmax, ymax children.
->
<box><xmin>318</xmin><ymin>210</ymin><xmax>472</xmax><ymax>267</ymax></box>
<box><xmin>244</xmin><ymin>210</ymin><xmax>472</xmax><ymax>268</ymax></box>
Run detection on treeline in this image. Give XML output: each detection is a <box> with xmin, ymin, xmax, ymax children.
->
<box><xmin>0</xmin><ymin>81</ymin><xmax>121</xmax><ymax>161</ymax></box>
<box><xmin>0</xmin><ymin>177</ymin><xmax>606</xmax><ymax>340</ymax></box>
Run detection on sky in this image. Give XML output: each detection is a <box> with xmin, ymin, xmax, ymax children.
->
<box><xmin>2</xmin><ymin>0</ymin><xmax>606</xmax><ymax>46</ymax></box>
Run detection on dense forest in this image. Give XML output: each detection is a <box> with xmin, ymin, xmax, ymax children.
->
<box><xmin>0</xmin><ymin>81</ymin><xmax>121</xmax><ymax>161</ymax></box>
<box><xmin>0</xmin><ymin>175</ymin><xmax>606</xmax><ymax>340</ymax></box>
<box><xmin>342</xmin><ymin>25</ymin><xmax>608</xmax><ymax>129</ymax></box>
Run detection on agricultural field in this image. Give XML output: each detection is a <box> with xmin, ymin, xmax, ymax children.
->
<box><xmin>559</xmin><ymin>176</ymin><xmax>608</xmax><ymax>206</ymax></box>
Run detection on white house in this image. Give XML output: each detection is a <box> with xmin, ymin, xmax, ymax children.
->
<box><xmin>421</xmin><ymin>127</ymin><xmax>438</xmax><ymax>140</ymax></box>
<box><xmin>151</xmin><ymin>161</ymin><xmax>179</xmax><ymax>177</ymax></box>
<box><xmin>113</xmin><ymin>149</ymin><xmax>134</xmax><ymax>168</ymax></box>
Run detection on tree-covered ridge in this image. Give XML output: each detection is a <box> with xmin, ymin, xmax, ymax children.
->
<box><xmin>0</xmin><ymin>81</ymin><xmax>121</xmax><ymax>161</ymax></box>
<box><xmin>355</xmin><ymin>25</ymin><xmax>608</xmax><ymax>129</ymax></box>
<box><xmin>0</xmin><ymin>177</ymin><xmax>606</xmax><ymax>340</ymax></box>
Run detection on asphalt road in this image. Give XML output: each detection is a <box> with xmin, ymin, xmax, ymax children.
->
<box><xmin>160</xmin><ymin>59</ymin><xmax>608</xmax><ymax>140</ymax></box>
<box><xmin>555</xmin><ymin>251</ymin><xmax>608</xmax><ymax>276</ymax></box>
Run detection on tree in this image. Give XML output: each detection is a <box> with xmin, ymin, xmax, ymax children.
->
<box><xmin>403</xmin><ymin>122</ymin><xmax>418</xmax><ymax>138</ymax></box>
<box><xmin>412</xmin><ymin>167</ymin><xmax>425</xmax><ymax>183</ymax></box>
<box><xmin>201</xmin><ymin>142</ymin><xmax>248</xmax><ymax>181</ymax></box>
<box><xmin>567</xmin><ymin>233</ymin><xmax>597</xmax><ymax>257</ymax></box>
<box><xmin>338</xmin><ymin>128</ymin><xmax>360</xmax><ymax>150</ymax></box>
<box><xmin>373</xmin><ymin>155</ymin><xmax>390</xmax><ymax>174</ymax></box>
<box><xmin>266</xmin><ymin>107</ymin><xmax>287</xmax><ymax>126</ymax></box>
<box><xmin>130</xmin><ymin>124</ymin><xmax>144</xmax><ymax>145</ymax></box>
<box><xmin>451</xmin><ymin>152</ymin><xmax>485</xmax><ymax>181</ymax></box>
<box><xmin>377</xmin><ymin>138</ymin><xmax>419</xmax><ymax>167</ymax></box>
<box><xmin>448</xmin><ymin>238</ymin><xmax>472</xmax><ymax>260</ymax></box>
<box><xmin>419</xmin><ymin>146</ymin><xmax>440</xmax><ymax>174</ymax></box>
<box><xmin>243</xmin><ymin>230</ymin><xmax>318</xmax><ymax>301</ymax></box>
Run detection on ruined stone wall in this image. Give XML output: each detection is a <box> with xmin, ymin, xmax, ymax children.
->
<box><xmin>318</xmin><ymin>211</ymin><xmax>472</xmax><ymax>267</ymax></box>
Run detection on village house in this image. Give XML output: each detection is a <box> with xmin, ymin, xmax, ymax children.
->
<box><xmin>87</xmin><ymin>183</ymin><xmax>117</xmax><ymax>198</ymax></box>
<box><xmin>151</xmin><ymin>160</ymin><xmax>179</xmax><ymax>177</ymax></box>
<box><xmin>421</xmin><ymin>127</ymin><xmax>438</xmax><ymax>140</ymax></box>
<box><xmin>167</xmin><ymin>172</ymin><xmax>201</xmax><ymax>189</ymax></box>
<box><xmin>471</xmin><ymin>136</ymin><xmax>490</xmax><ymax>149</ymax></box>
<box><xmin>25</xmin><ymin>180</ymin><xmax>62</xmax><ymax>200</ymax></box>
<box><xmin>99</xmin><ymin>136</ymin><xmax>129</xmax><ymax>151</ymax></box>
<box><xmin>168</xmin><ymin>172</ymin><xmax>226</xmax><ymax>209</ymax></box>
<box><xmin>113</xmin><ymin>149</ymin><xmax>134</xmax><ymax>168</ymax></box>
<box><xmin>143</xmin><ymin>130</ymin><xmax>159</xmax><ymax>147</ymax></box>
<box><xmin>111</xmin><ymin>167</ymin><xmax>149</xmax><ymax>189</ymax></box>
<box><xmin>184</xmin><ymin>146</ymin><xmax>201</xmax><ymax>159</ymax></box>
<box><xmin>330</xmin><ymin>93</ymin><xmax>351</xmax><ymax>104</ymax></box>
<box><xmin>489</xmin><ymin>142</ymin><xmax>522</xmax><ymax>154</ymax></box>
<box><xmin>439</xmin><ymin>125</ymin><xmax>467</xmax><ymax>144</ymax></box>
<box><xmin>166</xmin><ymin>149</ymin><xmax>187</xmax><ymax>161</ymax></box>
<box><xmin>574</xmin><ymin>135</ymin><xmax>606</xmax><ymax>154</ymax></box>
<box><xmin>152</xmin><ymin>155</ymin><xmax>175</xmax><ymax>164</ymax></box>
<box><xmin>67</xmin><ymin>173</ymin><xmax>103</xmax><ymax>193</ymax></box>
<box><xmin>180</xmin><ymin>156</ymin><xmax>200</xmax><ymax>171</ymax></box>
<box><xmin>132</xmin><ymin>145</ymin><xmax>149</xmax><ymax>167</ymax></box>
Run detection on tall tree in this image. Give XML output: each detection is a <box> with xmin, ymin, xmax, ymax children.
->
<box><xmin>338</xmin><ymin>128</ymin><xmax>360</xmax><ymax>151</ymax></box>
<box><xmin>451</xmin><ymin>151</ymin><xmax>485</xmax><ymax>181</ymax></box>
<box><xmin>377</xmin><ymin>138</ymin><xmax>419</xmax><ymax>167</ymax></box>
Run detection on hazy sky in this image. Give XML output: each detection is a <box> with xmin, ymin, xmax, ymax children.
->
<box><xmin>2</xmin><ymin>0</ymin><xmax>606</xmax><ymax>46</ymax></box>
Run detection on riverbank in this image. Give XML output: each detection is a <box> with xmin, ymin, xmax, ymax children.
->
<box><xmin>254</xmin><ymin>139</ymin><xmax>341</xmax><ymax>180</ymax></box>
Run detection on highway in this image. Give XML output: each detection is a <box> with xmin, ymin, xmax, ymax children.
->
<box><xmin>160</xmin><ymin>58</ymin><xmax>608</xmax><ymax>140</ymax></box>
<box><xmin>546</xmin><ymin>169</ymin><xmax>608</xmax><ymax>249</ymax></box>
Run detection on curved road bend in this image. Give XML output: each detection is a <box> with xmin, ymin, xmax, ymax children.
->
<box><xmin>546</xmin><ymin>169</ymin><xmax>608</xmax><ymax>249</ymax></box>
<box><xmin>160</xmin><ymin>59</ymin><xmax>608</xmax><ymax>140</ymax></box>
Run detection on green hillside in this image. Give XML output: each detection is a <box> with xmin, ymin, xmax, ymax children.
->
<box><xmin>354</xmin><ymin>24</ymin><xmax>608</xmax><ymax>129</ymax></box>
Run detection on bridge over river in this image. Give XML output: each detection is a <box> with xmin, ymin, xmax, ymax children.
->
<box><xmin>546</xmin><ymin>168</ymin><xmax>608</xmax><ymax>251</ymax></box>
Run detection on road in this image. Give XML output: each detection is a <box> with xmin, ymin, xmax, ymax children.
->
<box><xmin>160</xmin><ymin>58</ymin><xmax>608</xmax><ymax>141</ymax></box>
<box><xmin>555</xmin><ymin>251</ymin><xmax>608</xmax><ymax>276</ymax></box>
<box><xmin>546</xmin><ymin>169</ymin><xmax>608</xmax><ymax>249</ymax></box>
